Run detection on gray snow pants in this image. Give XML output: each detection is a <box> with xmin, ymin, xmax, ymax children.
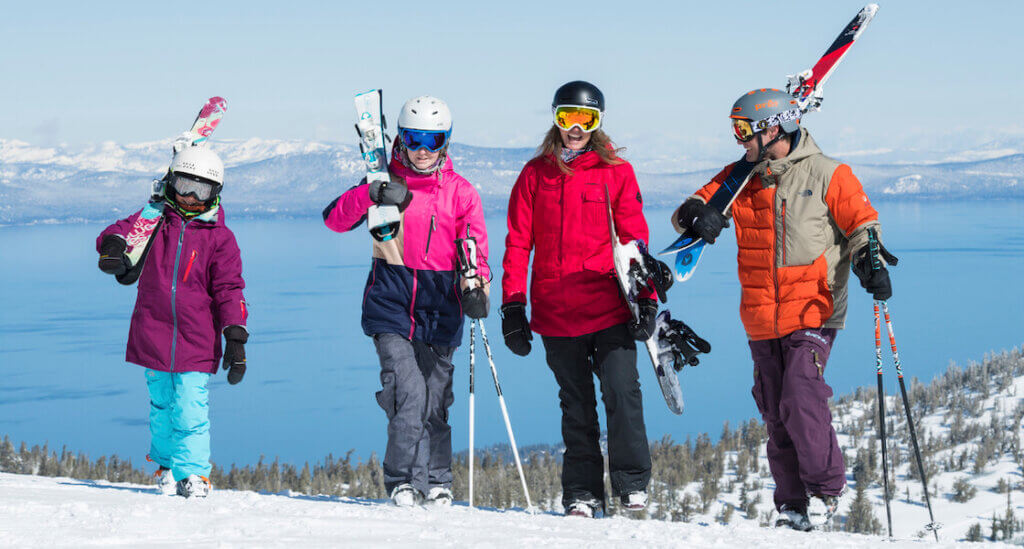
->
<box><xmin>373</xmin><ymin>333</ymin><xmax>456</xmax><ymax>496</ymax></box>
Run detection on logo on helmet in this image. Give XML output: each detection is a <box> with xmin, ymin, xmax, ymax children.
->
<box><xmin>754</xmin><ymin>100</ymin><xmax>779</xmax><ymax>111</ymax></box>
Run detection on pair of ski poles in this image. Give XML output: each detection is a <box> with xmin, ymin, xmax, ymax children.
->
<box><xmin>457</xmin><ymin>234</ymin><xmax>533</xmax><ymax>511</ymax></box>
<box><xmin>467</xmin><ymin>318</ymin><xmax>533</xmax><ymax>511</ymax></box>
<box><xmin>869</xmin><ymin>228</ymin><xmax>939</xmax><ymax>541</ymax></box>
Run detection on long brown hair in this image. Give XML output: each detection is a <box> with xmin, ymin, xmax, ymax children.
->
<box><xmin>534</xmin><ymin>126</ymin><xmax>625</xmax><ymax>174</ymax></box>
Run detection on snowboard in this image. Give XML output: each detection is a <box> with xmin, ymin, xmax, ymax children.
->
<box><xmin>660</xmin><ymin>3</ymin><xmax>879</xmax><ymax>282</ymax></box>
<box><xmin>605</xmin><ymin>186</ymin><xmax>684</xmax><ymax>414</ymax></box>
<box><xmin>117</xmin><ymin>96</ymin><xmax>227</xmax><ymax>285</ymax></box>
<box><xmin>354</xmin><ymin>89</ymin><xmax>401</xmax><ymax>242</ymax></box>
<box><xmin>654</xmin><ymin>310</ymin><xmax>711</xmax><ymax>372</ymax></box>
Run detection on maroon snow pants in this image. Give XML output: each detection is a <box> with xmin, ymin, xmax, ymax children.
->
<box><xmin>749</xmin><ymin>327</ymin><xmax>846</xmax><ymax>511</ymax></box>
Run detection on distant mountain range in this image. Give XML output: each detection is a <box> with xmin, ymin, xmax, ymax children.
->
<box><xmin>1</xmin><ymin>138</ymin><xmax>1022</xmax><ymax>224</ymax></box>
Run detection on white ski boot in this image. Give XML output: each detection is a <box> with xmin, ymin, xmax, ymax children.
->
<box><xmin>807</xmin><ymin>489</ymin><xmax>845</xmax><ymax>528</ymax></box>
<box><xmin>774</xmin><ymin>504</ymin><xmax>811</xmax><ymax>531</ymax></box>
<box><xmin>566</xmin><ymin>499</ymin><xmax>601</xmax><ymax>518</ymax></box>
<box><xmin>620</xmin><ymin>491</ymin><xmax>648</xmax><ymax>511</ymax></box>
<box><xmin>426</xmin><ymin>486</ymin><xmax>453</xmax><ymax>507</ymax></box>
<box><xmin>390</xmin><ymin>483</ymin><xmax>423</xmax><ymax>507</ymax></box>
<box><xmin>153</xmin><ymin>467</ymin><xmax>176</xmax><ymax>496</ymax></box>
<box><xmin>175</xmin><ymin>475</ymin><xmax>211</xmax><ymax>498</ymax></box>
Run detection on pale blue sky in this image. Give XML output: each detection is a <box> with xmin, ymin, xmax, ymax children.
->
<box><xmin>3</xmin><ymin>0</ymin><xmax>1022</xmax><ymax>159</ymax></box>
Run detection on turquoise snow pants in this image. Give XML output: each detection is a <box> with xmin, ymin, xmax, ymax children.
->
<box><xmin>145</xmin><ymin>369</ymin><xmax>212</xmax><ymax>481</ymax></box>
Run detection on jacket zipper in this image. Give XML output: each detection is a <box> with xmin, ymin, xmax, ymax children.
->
<box><xmin>773</xmin><ymin>194</ymin><xmax>782</xmax><ymax>338</ymax></box>
<box><xmin>408</xmin><ymin>269</ymin><xmax>418</xmax><ymax>340</ymax></box>
<box><xmin>182</xmin><ymin>250</ymin><xmax>197</xmax><ymax>283</ymax></box>
<box><xmin>424</xmin><ymin>214</ymin><xmax>436</xmax><ymax>259</ymax></box>
<box><xmin>170</xmin><ymin>217</ymin><xmax>190</xmax><ymax>371</ymax></box>
<box><xmin>781</xmin><ymin>199</ymin><xmax>788</xmax><ymax>266</ymax></box>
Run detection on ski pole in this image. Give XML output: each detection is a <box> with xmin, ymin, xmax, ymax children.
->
<box><xmin>868</xmin><ymin>227</ymin><xmax>940</xmax><ymax>540</ymax></box>
<box><xmin>469</xmin><ymin>320</ymin><xmax>476</xmax><ymax>508</ymax></box>
<box><xmin>881</xmin><ymin>301</ymin><xmax>940</xmax><ymax>541</ymax></box>
<box><xmin>477</xmin><ymin>320</ymin><xmax>533</xmax><ymax>511</ymax></box>
<box><xmin>874</xmin><ymin>301</ymin><xmax>893</xmax><ymax>538</ymax></box>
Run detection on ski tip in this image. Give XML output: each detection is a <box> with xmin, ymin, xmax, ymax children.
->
<box><xmin>865</xmin><ymin>3</ymin><xmax>879</xmax><ymax>14</ymax></box>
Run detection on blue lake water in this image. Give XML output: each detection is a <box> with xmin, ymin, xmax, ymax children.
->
<box><xmin>1</xmin><ymin>201</ymin><xmax>1022</xmax><ymax>468</ymax></box>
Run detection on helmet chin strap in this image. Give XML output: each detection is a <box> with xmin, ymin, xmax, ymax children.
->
<box><xmin>755</xmin><ymin>128</ymin><xmax>788</xmax><ymax>163</ymax></box>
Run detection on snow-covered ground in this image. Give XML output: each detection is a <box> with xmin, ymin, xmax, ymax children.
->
<box><xmin>0</xmin><ymin>472</ymin><xmax>982</xmax><ymax>548</ymax></box>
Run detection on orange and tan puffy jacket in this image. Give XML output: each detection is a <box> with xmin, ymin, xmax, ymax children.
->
<box><xmin>675</xmin><ymin>128</ymin><xmax>880</xmax><ymax>341</ymax></box>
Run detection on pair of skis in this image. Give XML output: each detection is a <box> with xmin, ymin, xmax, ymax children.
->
<box><xmin>660</xmin><ymin>4</ymin><xmax>880</xmax><ymax>283</ymax></box>
<box><xmin>118</xmin><ymin>97</ymin><xmax>227</xmax><ymax>285</ymax></box>
<box><xmin>353</xmin><ymin>89</ymin><xmax>403</xmax><ymax>242</ymax></box>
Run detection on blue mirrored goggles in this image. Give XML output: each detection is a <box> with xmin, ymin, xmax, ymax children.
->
<box><xmin>400</xmin><ymin>128</ymin><xmax>451</xmax><ymax>152</ymax></box>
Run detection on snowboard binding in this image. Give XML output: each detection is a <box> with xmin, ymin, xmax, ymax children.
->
<box><xmin>655</xmin><ymin>310</ymin><xmax>711</xmax><ymax>372</ymax></box>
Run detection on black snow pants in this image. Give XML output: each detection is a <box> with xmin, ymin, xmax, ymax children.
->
<box><xmin>541</xmin><ymin>323</ymin><xmax>651</xmax><ymax>508</ymax></box>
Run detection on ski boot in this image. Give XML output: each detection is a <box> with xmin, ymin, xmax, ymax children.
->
<box><xmin>175</xmin><ymin>474</ymin><xmax>211</xmax><ymax>498</ymax></box>
<box><xmin>620</xmin><ymin>491</ymin><xmax>648</xmax><ymax>511</ymax></box>
<box><xmin>390</xmin><ymin>483</ymin><xmax>423</xmax><ymax>507</ymax></box>
<box><xmin>153</xmin><ymin>467</ymin><xmax>176</xmax><ymax>496</ymax></box>
<box><xmin>807</xmin><ymin>489</ymin><xmax>846</xmax><ymax>528</ymax></box>
<box><xmin>565</xmin><ymin>498</ymin><xmax>601</xmax><ymax>518</ymax></box>
<box><xmin>774</xmin><ymin>503</ymin><xmax>811</xmax><ymax>531</ymax></box>
<box><xmin>426</xmin><ymin>486</ymin><xmax>453</xmax><ymax>507</ymax></box>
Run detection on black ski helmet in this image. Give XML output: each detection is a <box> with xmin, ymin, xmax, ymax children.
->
<box><xmin>552</xmin><ymin>80</ymin><xmax>605</xmax><ymax>112</ymax></box>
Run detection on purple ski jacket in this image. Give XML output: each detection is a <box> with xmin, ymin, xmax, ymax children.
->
<box><xmin>97</xmin><ymin>205</ymin><xmax>247</xmax><ymax>373</ymax></box>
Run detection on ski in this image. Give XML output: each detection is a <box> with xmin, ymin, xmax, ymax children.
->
<box><xmin>354</xmin><ymin>89</ymin><xmax>401</xmax><ymax>241</ymax></box>
<box><xmin>117</xmin><ymin>97</ymin><xmax>227</xmax><ymax>285</ymax></box>
<box><xmin>660</xmin><ymin>3</ymin><xmax>879</xmax><ymax>282</ymax></box>
<box><xmin>605</xmin><ymin>186</ymin><xmax>684</xmax><ymax>414</ymax></box>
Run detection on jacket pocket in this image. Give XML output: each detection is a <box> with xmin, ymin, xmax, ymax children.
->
<box><xmin>781</xmin><ymin>187</ymin><xmax>828</xmax><ymax>266</ymax></box>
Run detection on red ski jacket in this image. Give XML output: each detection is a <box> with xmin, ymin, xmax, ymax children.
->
<box><xmin>502</xmin><ymin>150</ymin><xmax>649</xmax><ymax>337</ymax></box>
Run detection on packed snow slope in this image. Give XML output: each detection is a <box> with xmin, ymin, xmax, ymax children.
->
<box><xmin>0</xmin><ymin>472</ymin><xmax>979</xmax><ymax>548</ymax></box>
<box><xmin>2</xmin><ymin>137</ymin><xmax>1023</xmax><ymax>224</ymax></box>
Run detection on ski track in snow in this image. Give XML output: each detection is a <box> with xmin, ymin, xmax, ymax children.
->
<box><xmin>0</xmin><ymin>472</ymin><xmax>984</xmax><ymax>548</ymax></box>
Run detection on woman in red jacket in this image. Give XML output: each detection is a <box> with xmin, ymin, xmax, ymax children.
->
<box><xmin>501</xmin><ymin>81</ymin><xmax>655</xmax><ymax>517</ymax></box>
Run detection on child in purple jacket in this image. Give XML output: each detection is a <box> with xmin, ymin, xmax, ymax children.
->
<box><xmin>96</xmin><ymin>144</ymin><xmax>248</xmax><ymax>498</ymax></box>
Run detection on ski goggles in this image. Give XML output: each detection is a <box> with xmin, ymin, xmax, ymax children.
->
<box><xmin>400</xmin><ymin>128</ymin><xmax>451</xmax><ymax>152</ymax></box>
<box><xmin>553</xmin><ymin>105</ymin><xmax>602</xmax><ymax>132</ymax></box>
<box><xmin>170</xmin><ymin>173</ymin><xmax>221</xmax><ymax>201</ymax></box>
<box><xmin>731</xmin><ymin>108</ymin><xmax>802</xmax><ymax>142</ymax></box>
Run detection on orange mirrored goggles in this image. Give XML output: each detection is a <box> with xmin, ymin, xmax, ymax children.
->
<box><xmin>732</xmin><ymin>118</ymin><xmax>756</xmax><ymax>142</ymax></box>
<box><xmin>553</xmin><ymin>105</ymin><xmax>602</xmax><ymax>132</ymax></box>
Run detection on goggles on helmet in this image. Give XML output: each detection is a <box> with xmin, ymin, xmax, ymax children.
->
<box><xmin>170</xmin><ymin>172</ymin><xmax>221</xmax><ymax>201</ymax></box>
<box><xmin>731</xmin><ymin>108</ymin><xmax>802</xmax><ymax>142</ymax></box>
<box><xmin>400</xmin><ymin>128</ymin><xmax>451</xmax><ymax>152</ymax></box>
<box><xmin>553</xmin><ymin>105</ymin><xmax>602</xmax><ymax>132</ymax></box>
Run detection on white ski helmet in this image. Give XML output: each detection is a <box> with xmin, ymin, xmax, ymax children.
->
<box><xmin>398</xmin><ymin>96</ymin><xmax>452</xmax><ymax>132</ymax></box>
<box><xmin>170</xmin><ymin>145</ymin><xmax>225</xmax><ymax>185</ymax></box>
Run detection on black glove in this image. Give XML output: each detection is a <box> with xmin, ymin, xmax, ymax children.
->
<box><xmin>98</xmin><ymin>235</ymin><xmax>130</xmax><ymax>276</ymax></box>
<box><xmin>851</xmin><ymin>242</ymin><xmax>898</xmax><ymax>301</ymax></box>
<box><xmin>676</xmin><ymin>199</ymin><xmax>730</xmax><ymax>244</ymax></box>
<box><xmin>222</xmin><ymin>325</ymin><xmax>248</xmax><ymax>385</ymax></box>
<box><xmin>629</xmin><ymin>298</ymin><xmax>659</xmax><ymax>341</ymax></box>
<box><xmin>500</xmin><ymin>302</ymin><xmax>532</xmax><ymax>356</ymax></box>
<box><xmin>462</xmin><ymin>286</ymin><xmax>489</xmax><ymax>319</ymax></box>
<box><xmin>367</xmin><ymin>175</ymin><xmax>411</xmax><ymax>208</ymax></box>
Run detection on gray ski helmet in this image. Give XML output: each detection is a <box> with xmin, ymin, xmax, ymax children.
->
<box><xmin>730</xmin><ymin>88</ymin><xmax>801</xmax><ymax>134</ymax></box>
<box><xmin>552</xmin><ymin>80</ymin><xmax>605</xmax><ymax>112</ymax></box>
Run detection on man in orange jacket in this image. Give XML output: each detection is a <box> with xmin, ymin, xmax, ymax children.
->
<box><xmin>673</xmin><ymin>88</ymin><xmax>896</xmax><ymax>531</ymax></box>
